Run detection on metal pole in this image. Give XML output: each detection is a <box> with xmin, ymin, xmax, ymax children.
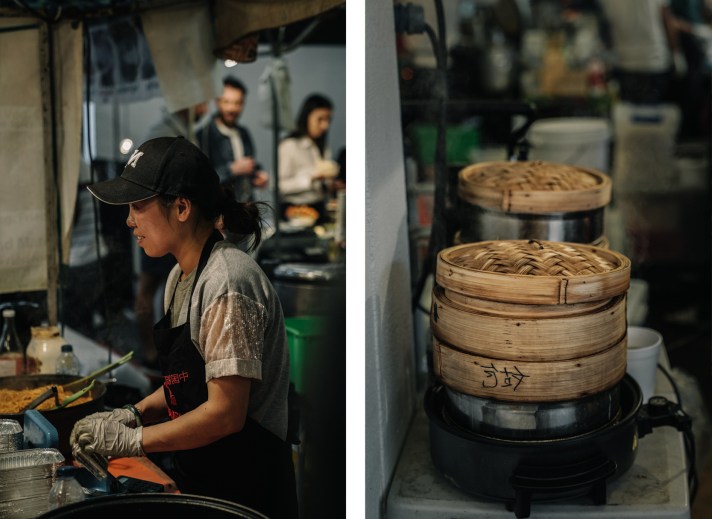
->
<box><xmin>39</xmin><ymin>21</ymin><xmax>61</xmax><ymax>326</ymax></box>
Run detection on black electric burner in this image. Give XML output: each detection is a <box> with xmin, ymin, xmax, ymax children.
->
<box><xmin>424</xmin><ymin>375</ymin><xmax>692</xmax><ymax>518</ymax></box>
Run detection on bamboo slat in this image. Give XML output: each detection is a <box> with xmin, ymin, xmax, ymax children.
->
<box><xmin>436</xmin><ymin>240</ymin><xmax>630</xmax><ymax>305</ymax></box>
<box><xmin>432</xmin><ymin>336</ymin><xmax>627</xmax><ymax>402</ymax></box>
<box><xmin>458</xmin><ymin>160</ymin><xmax>612</xmax><ymax>214</ymax></box>
<box><xmin>431</xmin><ymin>287</ymin><xmax>626</xmax><ymax>360</ymax></box>
<box><xmin>442</xmin><ymin>287</ymin><xmax>611</xmax><ymax>317</ymax></box>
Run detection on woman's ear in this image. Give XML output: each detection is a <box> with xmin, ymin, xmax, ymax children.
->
<box><xmin>175</xmin><ymin>197</ymin><xmax>192</xmax><ymax>222</ymax></box>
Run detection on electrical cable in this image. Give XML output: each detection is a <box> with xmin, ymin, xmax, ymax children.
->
<box><xmin>656</xmin><ymin>362</ymin><xmax>698</xmax><ymax>502</ymax></box>
<box><xmin>410</xmin><ymin>0</ymin><xmax>449</xmax><ymax>312</ymax></box>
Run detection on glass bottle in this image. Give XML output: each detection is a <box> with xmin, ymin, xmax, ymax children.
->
<box><xmin>55</xmin><ymin>344</ymin><xmax>81</xmax><ymax>376</ymax></box>
<box><xmin>48</xmin><ymin>465</ymin><xmax>86</xmax><ymax>510</ymax></box>
<box><xmin>0</xmin><ymin>309</ymin><xmax>25</xmax><ymax>376</ymax></box>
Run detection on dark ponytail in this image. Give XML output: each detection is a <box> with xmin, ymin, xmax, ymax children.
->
<box><xmin>215</xmin><ymin>185</ymin><xmax>267</xmax><ymax>251</ymax></box>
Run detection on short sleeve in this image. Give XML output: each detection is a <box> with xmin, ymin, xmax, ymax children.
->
<box><xmin>199</xmin><ymin>292</ymin><xmax>266</xmax><ymax>382</ymax></box>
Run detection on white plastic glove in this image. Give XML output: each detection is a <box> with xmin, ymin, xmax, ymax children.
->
<box><xmin>72</xmin><ymin>418</ymin><xmax>144</xmax><ymax>458</ymax></box>
<box><xmin>69</xmin><ymin>408</ymin><xmax>137</xmax><ymax>447</ymax></box>
<box><xmin>80</xmin><ymin>408</ymin><xmax>137</xmax><ymax>427</ymax></box>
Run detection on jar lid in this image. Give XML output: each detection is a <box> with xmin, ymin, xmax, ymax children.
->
<box><xmin>273</xmin><ymin>263</ymin><xmax>345</xmax><ymax>283</ymax></box>
<box><xmin>458</xmin><ymin>160</ymin><xmax>611</xmax><ymax>214</ymax></box>
<box><xmin>31</xmin><ymin>325</ymin><xmax>61</xmax><ymax>338</ymax></box>
<box><xmin>436</xmin><ymin>240</ymin><xmax>630</xmax><ymax>305</ymax></box>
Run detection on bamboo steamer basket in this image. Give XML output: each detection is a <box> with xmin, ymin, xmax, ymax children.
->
<box><xmin>457</xmin><ymin>160</ymin><xmax>612</xmax><ymax>244</ymax></box>
<box><xmin>458</xmin><ymin>160</ymin><xmax>611</xmax><ymax>214</ymax></box>
<box><xmin>432</xmin><ymin>335</ymin><xmax>628</xmax><ymax>402</ymax></box>
<box><xmin>431</xmin><ymin>285</ymin><xmax>627</xmax><ymax>361</ymax></box>
<box><xmin>436</xmin><ymin>240</ymin><xmax>630</xmax><ymax>305</ymax></box>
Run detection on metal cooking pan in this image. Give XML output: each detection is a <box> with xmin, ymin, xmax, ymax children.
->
<box><xmin>0</xmin><ymin>374</ymin><xmax>107</xmax><ymax>460</ymax></box>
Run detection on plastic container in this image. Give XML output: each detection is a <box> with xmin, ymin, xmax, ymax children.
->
<box><xmin>528</xmin><ymin>117</ymin><xmax>611</xmax><ymax>173</ymax></box>
<box><xmin>410</xmin><ymin>124</ymin><xmax>479</xmax><ymax>166</ymax></box>
<box><xmin>284</xmin><ymin>316</ymin><xmax>327</xmax><ymax>394</ymax></box>
<box><xmin>26</xmin><ymin>325</ymin><xmax>68</xmax><ymax>375</ymax></box>
<box><xmin>48</xmin><ymin>465</ymin><xmax>86</xmax><ymax>510</ymax></box>
<box><xmin>55</xmin><ymin>345</ymin><xmax>81</xmax><ymax>376</ymax></box>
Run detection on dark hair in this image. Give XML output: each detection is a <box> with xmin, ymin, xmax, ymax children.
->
<box><xmin>223</xmin><ymin>75</ymin><xmax>248</xmax><ymax>96</ymax></box>
<box><xmin>159</xmin><ymin>185</ymin><xmax>267</xmax><ymax>251</ymax></box>
<box><xmin>290</xmin><ymin>93</ymin><xmax>333</xmax><ymax>156</ymax></box>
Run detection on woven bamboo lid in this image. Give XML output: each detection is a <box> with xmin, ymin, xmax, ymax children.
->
<box><xmin>436</xmin><ymin>240</ymin><xmax>630</xmax><ymax>305</ymax></box>
<box><xmin>458</xmin><ymin>160</ymin><xmax>611</xmax><ymax>214</ymax></box>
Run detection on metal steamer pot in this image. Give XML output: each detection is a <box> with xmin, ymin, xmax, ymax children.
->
<box><xmin>426</xmin><ymin>375</ymin><xmax>691</xmax><ymax>518</ymax></box>
<box><xmin>427</xmin><ymin>379</ymin><xmax>640</xmax><ymax>516</ymax></box>
<box><xmin>273</xmin><ymin>262</ymin><xmax>345</xmax><ymax>317</ymax></box>
<box><xmin>444</xmin><ymin>384</ymin><xmax>621</xmax><ymax>440</ymax></box>
<box><xmin>0</xmin><ymin>374</ymin><xmax>106</xmax><ymax>460</ymax></box>
<box><xmin>458</xmin><ymin>204</ymin><xmax>605</xmax><ymax>244</ymax></box>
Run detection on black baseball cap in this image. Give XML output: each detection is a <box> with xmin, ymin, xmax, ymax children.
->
<box><xmin>87</xmin><ymin>136</ymin><xmax>220</xmax><ymax>206</ymax></box>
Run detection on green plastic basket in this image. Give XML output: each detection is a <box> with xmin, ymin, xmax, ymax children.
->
<box><xmin>284</xmin><ymin>316</ymin><xmax>328</xmax><ymax>394</ymax></box>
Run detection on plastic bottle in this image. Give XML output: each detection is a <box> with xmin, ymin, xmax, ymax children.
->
<box><xmin>0</xmin><ymin>309</ymin><xmax>25</xmax><ymax>376</ymax></box>
<box><xmin>55</xmin><ymin>344</ymin><xmax>81</xmax><ymax>376</ymax></box>
<box><xmin>48</xmin><ymin>465</ymin><xmax>86</xmax><ymax>510</ymax></box>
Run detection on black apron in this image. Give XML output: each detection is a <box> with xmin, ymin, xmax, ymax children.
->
<box><xmin>153</xmin><ymin>231</ymin><xmax>298</xmax><ymax>518</ymax></box>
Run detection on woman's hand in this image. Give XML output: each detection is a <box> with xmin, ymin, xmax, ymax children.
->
<box><xmin>71</xmin><ymin>417</ymin><xmax>144</xmax><ymax>458</ymax></box>
<box><xmin>311</xmin><ymin>159</ymin><xmax>339</xmax><ymax>181</ymax></box>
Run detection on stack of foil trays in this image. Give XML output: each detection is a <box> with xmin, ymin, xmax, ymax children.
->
<box><xmin>0</xmin><ymin>448</ymin><xmax>64</xmax><ymax>518</ymax></box>
<box><xmin>0</xmin><ymin>420</ymin><xmax>23</xmax><ymax>454</ymax></box>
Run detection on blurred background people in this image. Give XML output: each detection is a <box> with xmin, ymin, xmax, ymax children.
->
<box><xmin>197</xmin><ymin>76</ymin><xmax>269</xmax><ymax>203</ymax></box>
<box><xmin>278</xmin><ymin>94</ymin><xmax>339</xmax><ymax>223</ymax></box>
<box><xmin>598</xmin><ymin>0</ymin><xmax>678</xmax><ymax>103</ymax></box>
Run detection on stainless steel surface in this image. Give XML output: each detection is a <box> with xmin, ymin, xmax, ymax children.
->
<box><xmin>273</xmin><ymin>262</ymin><xmax>345</xmax><ymax>283</ymax></box>
<box><xmin>273</xmin><ymin>262</ymin><xmax>345</xmax><ymax>317</ymax></box>
<box><xmin>459</xmin><ymin>204</ymin><xmax>604</xmax><ymax>243</ymax></box>
<box><xmin>444</xmin><ymin>384</ymin><xmax>621</xmax><ymax>440</ymax></box>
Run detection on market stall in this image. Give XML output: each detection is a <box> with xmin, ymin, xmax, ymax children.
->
<box><xmin>0</xmin><ymin>1</ymin><xmax>346</xmax><ymax>516</ymax></box>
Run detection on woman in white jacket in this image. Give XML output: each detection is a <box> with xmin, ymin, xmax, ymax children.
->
<box><xmin>278</xmin><ymin>94</ymin><xmax>339</xmax><ymax>222</ymax></box>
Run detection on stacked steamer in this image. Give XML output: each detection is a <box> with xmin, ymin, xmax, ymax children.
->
<box><xmin>431</xmin><ymin>239</ymin><xmax>631</xmax><ymax>439</ymax></box>
<box><xmin>457</xmin><ymin>160</ymin><xmax>611</xmax><ymax>248</ymax></box>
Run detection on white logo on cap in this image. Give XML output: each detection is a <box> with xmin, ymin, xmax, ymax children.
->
<box><xmin>127</xmin><ymin>150</ymin><xmax>144</xmax><ymax>168</ymax></box>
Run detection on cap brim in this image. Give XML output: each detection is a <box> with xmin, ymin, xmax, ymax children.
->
<box><xmin>87</xmin><ymin>177</ymin><xmax>158</xmax><ymax>205</ymax></box>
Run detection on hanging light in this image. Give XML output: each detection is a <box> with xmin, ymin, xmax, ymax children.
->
<box><xmin>119</xmin><ymin>138</ymin><xmax>134</xmax><ymax>155</ymax></box>
<box><xmin>224</xmin><ymin>59</ymin><xmax>238</xmax><ymax>68</ymax></box>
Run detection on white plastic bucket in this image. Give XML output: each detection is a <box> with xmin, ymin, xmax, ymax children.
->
<box><xmin>528</xmin><ymin>117</ymin><xmax>611</xmax><ymax>173</ymax></box>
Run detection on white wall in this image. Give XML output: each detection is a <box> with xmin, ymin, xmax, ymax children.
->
<box><xmin>365</xmin><ymin>0</ymin><xmax>417</xmax><ymax>517</ymax></box>
<box><xmin>91</xmin><ymin>44</ymin><xmax>346</xmax><ymax>180</ymax></box>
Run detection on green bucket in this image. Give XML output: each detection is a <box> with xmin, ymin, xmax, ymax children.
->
<box><xmin>284</xmin><ymin>316</ymin><xmax>328</xmax><ymax>394</ymax></box>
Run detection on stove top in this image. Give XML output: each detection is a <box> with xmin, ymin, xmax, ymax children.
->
<box><xmin>386</xmin><ymin>366</ymin><xmax>691</xmax><ymax>518</ymax></box>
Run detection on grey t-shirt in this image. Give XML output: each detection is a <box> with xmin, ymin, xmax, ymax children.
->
<box><xmin>164</xmin><ymin>240</ymin><xmax>290</xmax><ymax>440</ymax></box>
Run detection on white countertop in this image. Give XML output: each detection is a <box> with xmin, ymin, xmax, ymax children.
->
<box><xmin>386</xmin><ymin>357</ymin><xmax>691</xmax><ymax>519</ymax></box>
